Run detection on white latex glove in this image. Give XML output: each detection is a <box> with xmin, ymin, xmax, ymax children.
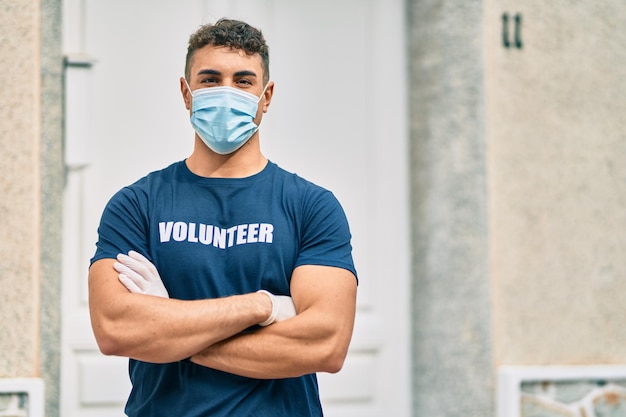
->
<box><xmin>114</xmin><ymin>250</ymin><xmax>170</xmax><ymax>298</ymax></box>
<box><xmin>257</xmin><ymin>290</ymin><xmax>297</xmax><ymax>326</ymax></box>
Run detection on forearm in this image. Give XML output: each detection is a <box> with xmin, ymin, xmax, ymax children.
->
<box><xmin>190</xmin><ymin>308</ymin><xmax>354</xmax><ymax>379</ymax></box>
<box><xmin>190</xmin><ymin>265</ymin><xmax>358</xmax><ymax>379</ymax></box>
<box><xmin>89</xmin><ymin>259</ymin><xmax>271</xmax><ymax>363</ymax></box>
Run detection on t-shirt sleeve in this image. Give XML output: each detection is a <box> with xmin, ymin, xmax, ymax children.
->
<box><xmin>295</xmin><ymin>189</ymin><xmax>358</xmax><ymax>280</ymax></box>
<box><xmin>90</xmin><ymin>187</ymin><xmax>150</xmax><ymax>265</ymax></box>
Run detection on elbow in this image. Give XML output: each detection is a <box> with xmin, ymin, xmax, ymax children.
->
<box><xmin>312</xmin><ymin>323</ymin><xmax>354</xmax><ymax>374</ymax></box>
<box><xmin>95</xmin><ymin>335</ymin><xmax>123</xmax><ymax>357</ymax></box>
<box><xmin>91</xmin><ymin>319</ymin><xmax>127</xmax><ymax>357</ymax></box>
<box><xmin>316</xmin><ymin>341</ymin><xmax>350</xmax><ymax>374</ymax></box>
<box><xmin>321</xmin><ymin>355</ymin><xmax>346</xmax><ymax>374</ymax></box>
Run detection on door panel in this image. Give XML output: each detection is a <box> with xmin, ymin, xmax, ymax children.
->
<box><xmin>61</xmin><ymin>1</ymin><xmax>409</xmax><ymax>416</ymax></box>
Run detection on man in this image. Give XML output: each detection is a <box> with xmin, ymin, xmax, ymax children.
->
<box><xmin>88</xmin><ymin>18</ymin><xmax>358</xmax><ymax>417</ymax></box>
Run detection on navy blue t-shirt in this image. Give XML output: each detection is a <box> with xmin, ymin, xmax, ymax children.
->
<box><xmin>91</xmin><ymin>160</ymin><xmax>357</xmax><ymax>417</ymax></box>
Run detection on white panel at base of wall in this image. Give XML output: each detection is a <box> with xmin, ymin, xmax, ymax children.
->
<box><xmin>0</xmin><ymin>378</ymin><xmax>44</xmax><ymax>417</ymax></box>
<box><xmin>498</xmin><ymin>365</ymin><xmax>626</xmax><ymax>417</ymax></box>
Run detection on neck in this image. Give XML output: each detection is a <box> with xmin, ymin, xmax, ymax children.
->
<box><xmin>185</xmin><ymin>134</ymin><xmax>268</xmax><ymax>178</ymax></box>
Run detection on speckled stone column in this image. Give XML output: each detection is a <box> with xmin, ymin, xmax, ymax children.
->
<box><xmin>407</xmin><ymin>0</ymin><xmax>493</xmax><ymax>416</ymax></box>
<box><xmin>0</xmin><ymin>0</ymin><xmax>64</xmax><ymax>416</ymax></box>
<box><xmin>0</xmin><ymin>0</ymin><xmax>43</xmax><ymax>377</ymax></box>
<box><xmin>39</xmin><ymin>0</ymin><xmax>64</xmax><ymax>416</ymax></box>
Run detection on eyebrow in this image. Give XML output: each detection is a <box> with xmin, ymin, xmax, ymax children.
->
<box><xmin>196</xmin><ymin>69</ymin><xmax>257</xmax><ymax>78</ymax></box>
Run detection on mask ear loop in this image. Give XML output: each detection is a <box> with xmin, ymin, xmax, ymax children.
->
<box><xmin>183</xmin><ymin>78</ymin><xmax>194</xmax><ymax>97</ymax></box>
<box><xmin>257</xmin><ymin>82</ymin><xmax>271</xmax><ymax>103</ymax></box>
<box><xmin>256</xmin><ymin>80</ymin><xmax>271</xmax><ymax>109</ymax></box>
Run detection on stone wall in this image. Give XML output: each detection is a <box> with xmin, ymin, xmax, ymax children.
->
<box><xmin>485</xmin><ymin>0</ymin><xmax>626</xmax><ymax>368</ymax></box>
<box><xmin>0</xmin><ymin>0</ymin><xmax>41</xmax><ymax>379</ymax></box>
<box><xmin>409</xmin><ymin>0</ymin><xmax>626</xmax><ymax>415</ymax></box>
<box><xmin>408</xmin><ymin>0</ymin><xmax>492</xmax><ymax>415</ymax></box>
<box><xmin>39</xmin><ymin>0</ymin><xmax>64</xmax><ymax>415</ymax></box>
<box><xmin>0</xmin><ymin>0</ymin><xmax>63</xmax><ymax>416</ymax></box>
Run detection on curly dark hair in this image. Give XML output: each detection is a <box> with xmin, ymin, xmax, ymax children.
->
<box><xmin>184</xmin><ymin>18</ymin><xmax>270</xmax><ymax>84</ymax></box>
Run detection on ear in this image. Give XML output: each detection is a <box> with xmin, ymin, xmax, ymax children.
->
<box><xmin>180</xmin><ymin>77</ymin><xmax>192</xmax><ymax>111</ymax></box>
<box><xmin>261</xmin><ymin>81</ymin><xmax>275</xmax><ymax>113</ymax></box>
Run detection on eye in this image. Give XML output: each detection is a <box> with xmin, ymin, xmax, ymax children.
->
<box><xmin>200</xmin><ymin>77</ymin><xmax>218</xmax><ymax>85</ymax></box>
<box><xmin>236</xmin><ymin>78</ymin><xmax>253</xmax><ymax>86</ymax></box>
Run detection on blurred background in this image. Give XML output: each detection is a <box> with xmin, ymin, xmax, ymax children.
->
<box><xmin>1</xmin><ymin>1</ymin><xmax>624</xmax><ymax>416</ymax></box>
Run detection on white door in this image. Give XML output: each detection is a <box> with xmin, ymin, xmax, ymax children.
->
<box><xmin>60</xmin><ymin>1</ymin><xmax>410</xmax><ymax>416</ymax></box>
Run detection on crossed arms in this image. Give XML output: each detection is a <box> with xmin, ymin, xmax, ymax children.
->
<box><xmin>88</xmin><ymin>253</ymin><xmax>357</xmax><ymax>379</ymax></box>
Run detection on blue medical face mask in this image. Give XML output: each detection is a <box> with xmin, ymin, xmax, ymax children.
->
<box><xmin>186</xmin><ymin>81</ymin><xmax>267</xmax><ymax>154</ymax></box>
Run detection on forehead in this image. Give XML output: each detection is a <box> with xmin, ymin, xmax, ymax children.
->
<box><xmin>189</xmin><ymin>44</ymin><xmax>264</xmax><ymax>79</ymax></box>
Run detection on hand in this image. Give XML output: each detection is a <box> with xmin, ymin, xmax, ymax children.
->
<box><xmin>114</xmin><ymin>250</ymin><xmax>170</xmax><ymax>298</ymax></box>
<box><xmin>257</xmin><ymin>290</ymin><xmax>296</xmax><ymax>326</ymax></box>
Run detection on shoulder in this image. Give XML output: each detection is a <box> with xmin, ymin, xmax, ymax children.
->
<box><xmin>99</xmin><ymin>161</ymin><xmax>186</xmax><ymax>220</ymax></box>
<box><xmin>112</xmin><ymin>160</ymin><xmax>186</xmax><ymax>200</ymax></box>
<box><xmin>128</xmin><ymin>160</ymin><xmax>185</xmax><ymax>189</ymax></box>
<box><xmin>268</xmin><ymin>162</ymin><xmax>347</xmax><ymax>224</ymax></box>
<box><xmin>268</xmin><ymin>161</ymin><xmax>334</xmax><ymax>200</ymax></box>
